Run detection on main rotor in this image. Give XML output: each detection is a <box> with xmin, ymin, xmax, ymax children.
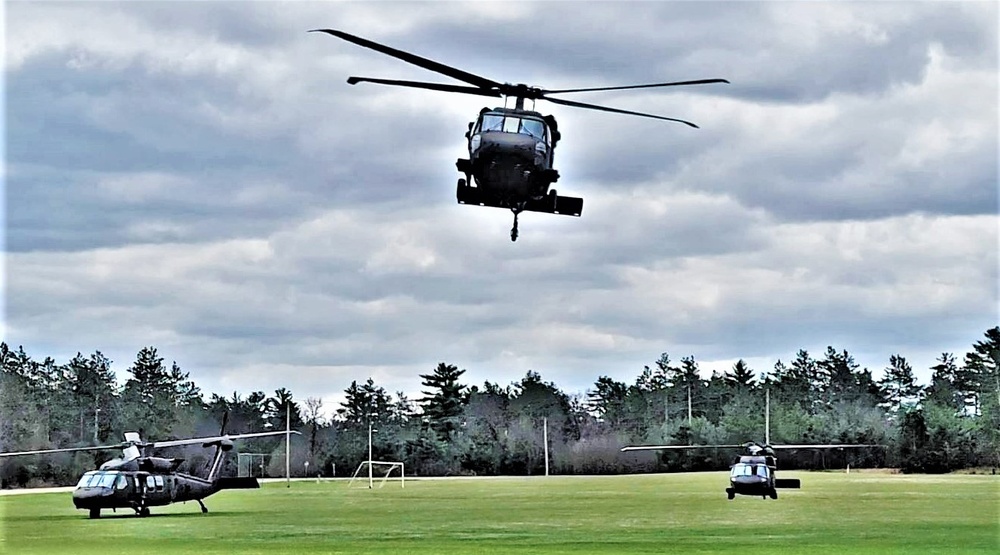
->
<box><xmin>310</xmin><ymin>29</ymin><xmax>729</xmax><ymax>128</ymax></box>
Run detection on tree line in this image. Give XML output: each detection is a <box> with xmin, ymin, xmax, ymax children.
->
<box><xmin>1</xmin><ymin>327</ymin><xmax>997</xmax><ymax>487</ymax></box>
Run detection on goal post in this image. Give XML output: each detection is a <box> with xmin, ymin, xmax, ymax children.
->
<box><xmin>237</xmin><ymin>453</ymin><xmax>270</xmax><ymax>478</ymax></box>
<box><xmin>348</xmin><ymin>460</ymin><xmax>405</xmax><ymax>489</ymax></box>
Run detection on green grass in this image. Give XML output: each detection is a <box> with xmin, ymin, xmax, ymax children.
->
<box><xmin>1</xmin><ymin>472</ymin><xmax>997</xmax><ymax>554</ymax></box>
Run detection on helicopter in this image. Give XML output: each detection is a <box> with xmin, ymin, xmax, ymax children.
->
<box><xmin>0</xmin><ymin>417</ymin><xmax>299</xmax><ymax>518</ymax></box>
<box><xmin>620</xmin><ymin>391</ymin><xmax>881</xmax><ymax>499</ymax></box>
<box><xmin>310</xmin><ymin>29</ymin><xmax>729</xmax><ymax>241</ymax></box>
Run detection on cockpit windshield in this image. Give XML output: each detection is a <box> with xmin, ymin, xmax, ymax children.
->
<box><xmin>730</xmin><ymin>464</ymin><xmax>769</xmax><ymax>478</ymax></box>
<box><xmin>75</xmin><ymin>470</ymin><xmax>121</xmax><ymax>489</ymax></box>
<box><xmin>478</xmin><ymin>113</ymin><xmax>547</xmax><ymax>141</ymax></box>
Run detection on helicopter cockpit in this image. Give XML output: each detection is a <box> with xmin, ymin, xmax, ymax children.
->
<box><xmin>478</xmin><ymin>113</ymin><xmax>548</xmax><ymax>140</ymax></box>
<box><xmin>75</xmin><ymin>470</ymin><xmax>127</xmax><ymax>490</ymax></box>
<box><xmin>730</xmin><ymin>463</ymin><xmax>770</xmax><ymax>478</ymax></box>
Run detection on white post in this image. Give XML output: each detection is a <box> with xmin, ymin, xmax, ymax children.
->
<box><xmin>765</xmin><ymin>388</ymin><xmax>770</xmax><ymax>446</ymax></box>
<box><xmin>543</xmin><ymin>417</ymin><xmax>549</xmax><ymax>477</ymax></box>
<box><xmin>286</xmin><ymin>404</ymin><xmax>291</xmax><ymax>488</ymax></box>
<box><xmin>368</xmin><ymin>421</ymin><xmax>374</xmax><ymax>489</ymax></box>
<box><xmin>687</xmin><ymin>384</ymin><xmax>692</xmax><ymax>428</ymax></box>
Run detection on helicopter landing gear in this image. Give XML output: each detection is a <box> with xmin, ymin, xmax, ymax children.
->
<box><xmin>198</xmin><ymin>499</ymin><xmax>209</xmax><ymax>514</ymax></box>
<box><xmin>137</xmin><ymin>506</ymin><xmax>150</xmax><ymax>518</ymax></box>
<box><xmin>726</xmin><ymin>488</ymin><xmax>735</xmax><ymax>500</ymax></box>
<box><xmin>89</xmin><ymin>508</ymin><xmax>101</xmax><ymax>519</ymax></box>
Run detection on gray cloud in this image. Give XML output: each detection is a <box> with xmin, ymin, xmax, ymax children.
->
<box><xmin>4</xmin><ymin>2</ymin><xmax>997</xmax><ymax>407</ymax></box>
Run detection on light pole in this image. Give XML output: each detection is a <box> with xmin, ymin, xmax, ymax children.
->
<box><xmin>93</xmin><ymin>407</ymin><xmax>100</xmax><ymax>443</ymax></box>
<box><xmin>368</xmin><ymin>420</ymin><xmax>374</xmax><ymax>489</ymax></box>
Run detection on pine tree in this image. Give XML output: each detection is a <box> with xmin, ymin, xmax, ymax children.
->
<box><xmin>878</xmin><ymin>354</ymin><xmax>922</xmax><ymax>415</ymax></box>
<box><xmin>418</xmin><ymin>363</ymin><xmax>467</xmax><ymax>439</ymax></box>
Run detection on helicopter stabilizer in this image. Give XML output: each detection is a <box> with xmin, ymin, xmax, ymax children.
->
<box><xmin>216</xmin><ymin>477</ymin><xmax>261</xmax><ymax>490</ymax></box>
<box><xmin>457</xmin><ymin>186</ymin><xmax>583</xmax><ymax>217</ymax></box>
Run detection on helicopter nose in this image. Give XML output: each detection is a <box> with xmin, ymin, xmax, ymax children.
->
<box><xmin>72</xmin><ymin>487</ymin><xmax>113</xmax><ymax>508</ymax></box>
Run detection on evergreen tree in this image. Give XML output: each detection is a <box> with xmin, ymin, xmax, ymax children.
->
<box><xmin>724</xmin><ymin>359</ymin><xmax>756</xmax><ymax>389</ymax></box>
<box><xmin>418</xmin><ymin>363</ymin><xmax>467</xmax><ymax>439</ymax></box>
<box><xmin>924</xmin><ymin>353</ymin><xmax>965</xmax><ymax>413</ymax></box>
<box><xmin>878</xmin><ymin>354</ymin><xmax>922</xmax><ymax>415</ymax></box>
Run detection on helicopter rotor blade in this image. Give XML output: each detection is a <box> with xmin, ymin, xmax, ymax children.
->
<box><xmin>543</xmin><ymin>96</ymin><xmax>701</xmax><ymax>127</ymax></box>
<box><xmin>152</xmin><ymin>430</ymin><xmax>300</xmax><ymax>449</ymax></box>
<box><xmin>310</xmin><ymin>29</ymin><xmax>501</xmax><ymax>90</ymax></box>
<box><xmin>620</xmin><ymin>444</ymin><xmax>743</xmax><ymax>452</ymax></box>
<box><xmin>346</xmin><ymin>77</ymin><xmax>502</xmax><ymax>98</ymax></box>
<box><xmin>0</xmin><ymin>444</ymin><xmax>127</xmax><ymax>457</ymax></box>
<box><xmin>770</xmin><ymin>444</ymin><xmax>884</xmax><ymax>449</ymax></box>
<box><xmin>543</xmin><ymin>78</ymin><xmax>730</xmax><ymax>95</ymax></box>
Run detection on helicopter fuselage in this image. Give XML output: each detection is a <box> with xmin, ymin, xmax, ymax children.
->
<box><xmin>71</xmin><ymin>466</ymin><xmax>259</xmax><ymax>517</ymax></box>
<box><xmin>456</xmin><ymin>108</ymin><xmax>582</xmax><ymax>239</ymax></box>
<box><xmin>726</xmin><ymin>450</ymin><xmax>800</xmax><ymax>500</ymax></box>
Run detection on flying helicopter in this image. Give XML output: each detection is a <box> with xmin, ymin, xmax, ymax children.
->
<box><xmin>0</xmin><ymin>417</ymin><xmax>299</xmax><ymax>518</ymax></box>
<box><xmin>620</xmin><ymin>391</ymin><xmax>881</xmax><ymax>499</ymax></box>
<box><xmin>310</xmin><ymin>29</ymin><xmax>729</xmax><ymax>241</ymax></box>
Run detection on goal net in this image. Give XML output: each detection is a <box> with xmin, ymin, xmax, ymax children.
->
<box><xmin>348</xmin><ymin>460</ymin><xmax>405</xmax><ymax>488</ymax></box>
<box><xmin>237</xmin><ymin>453</ymin><xmax>270</xmax><ymax>478</ymax></box>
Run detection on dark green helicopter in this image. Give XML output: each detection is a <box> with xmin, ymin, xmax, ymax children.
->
<box><xmin>310</xmin><ymin>29</ymin><xmax>728</xmax><ymax>241</ymax></box>
<box><xmin>0</xmin><ymin>417</ymin><xmax>298</xmax><ymax>518</ymax></box>
<box><xmin>621</xmin><ymin>391</ymin><xmax>880</xmax><ymax>499</ymax></box>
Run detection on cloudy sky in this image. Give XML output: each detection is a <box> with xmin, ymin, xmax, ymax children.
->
<box><xmin>4</xmin><ymin>1</ymin><xmax>997</xmax><ymax>412</ymax></box>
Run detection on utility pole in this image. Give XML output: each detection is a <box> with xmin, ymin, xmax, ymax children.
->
<box><xmin>687</xmin><ymin>384</ymin><xmax>693</xmax><ymax>428</ymax></box>
<box><xmin>543</xmin><ymin>417</ymin><xmax>549</xmax><ymax>477</ymax></box>
<box><xmin>285</xmin><ymin>404</ymin><xmax>291</xmax><ymax>488</ymax></box>
<box><xmin>93</xmin><ymin>407</ymin><xmax>100</xmax><ymax>443</ymax></box>
<box><xmin>368</xmin><ymin>420</ymin><xmax>374</xmax><ymax>489</ymax></box>
<box><xmin>765</xmin><ymin>388</ymin><xmax>770</xmax><ymax>446</ymax></box>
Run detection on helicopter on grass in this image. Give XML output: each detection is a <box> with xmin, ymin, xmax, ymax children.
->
<box><xmin>621</xmin><ymin>391</ymin><xmax>881</xmax><ymax>499</ymax></box>
<box><xmin>310</xmin><ymin>29</ymin><xmax>728</xmax><ymax>241</ymax></box>
<box><xmin>0</xmin><ymin>416</ymin><xmax>299</xmax><ymax>518</ymax></box>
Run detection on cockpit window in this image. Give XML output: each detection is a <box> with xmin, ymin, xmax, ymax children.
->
<box><xmin>477</xmin><ymin>113</ymin><xmax>547</xmax><ymax>141</ymax></box>
<box><xmin>76</xmin><ymin>471</ymin><xmax>120</xmax><ymax>488</ymax></box>
<box><xmin>480</xmin><ymin>114</ymin><xmax>504</xmax><ymax>132</ymax></box>
<box><xmin>520</xmin><ymin>118</ymin><xmax>545</xmax><ymax>139</ymax></box>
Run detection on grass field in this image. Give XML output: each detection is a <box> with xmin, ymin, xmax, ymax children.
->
<box><xmin>1</xmin><ymin>472</ymin><xmax>997</xmax><ymax>554</ymax></box>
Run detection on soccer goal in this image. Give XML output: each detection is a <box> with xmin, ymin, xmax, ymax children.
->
<box><xmin>237</xmin><ymin>453</ymin><xmax>270</xmax><ymax>478</ymax></box>
<box><xmin>348</xmin><ymin>460</ymin><xmax>405</xmax><ymax>488</ymax></box>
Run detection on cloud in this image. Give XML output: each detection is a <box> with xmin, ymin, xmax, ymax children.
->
<box><xmin>4</xmin><ymin>2</ymin><xmax>997</xmax><ymax>405</ymax></box>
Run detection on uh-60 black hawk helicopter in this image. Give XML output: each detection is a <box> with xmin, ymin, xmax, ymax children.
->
<box><xmin>0</xmin><ymin>417</ymin><xmax>298</xmax><ymax>518</ymax></box>
<box><xmin>310</xmin><ymin>29</ymin><xmax>728</xmax><ymax>241</ymax></box>
<box><xmin>621</xmin><ymin>391</ymin><xmax>880</xmax><ymax>499</ymax></box>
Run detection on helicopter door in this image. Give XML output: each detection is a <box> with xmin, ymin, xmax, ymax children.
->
<box><xmin>130</xmin><ymin>473</ymin><xmax>147</xmax><ymax>505</ymax></box>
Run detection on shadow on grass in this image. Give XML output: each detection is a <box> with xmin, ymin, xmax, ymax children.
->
<box><xmin>3</xmin><ymin>510</ymin><xmax>257</xmax><ymax>523</ymax></box>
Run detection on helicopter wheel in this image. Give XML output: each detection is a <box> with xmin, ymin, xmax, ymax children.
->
<box><xmin>549</xmin><ymin>189</ymin><xmax>557</xmax><ymax>211</ymax></box>
<box><xmin>89</xmin><ymin>508</ymin><xmax>101</xmax><ymax>519</ymax></box>
<box><xmin>139</xmin><ymin>507</ymin><xmax>150</xmax><ymax>518</ymax></box>
<box><xmin>726</xmin><ymin>489</ymin><xmax>735</xmax><ymax>500</ymax></box>
<box><xmin>510</xmin><ymin>211</ymin><xmax>520</xmax><ymax>242</ymax></box>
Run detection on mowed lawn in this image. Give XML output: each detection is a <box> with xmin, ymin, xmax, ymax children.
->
<box><xmin>1</xmin><ymin>472</ymin><xmax>997</xmax><ymax>554</ymax></box>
